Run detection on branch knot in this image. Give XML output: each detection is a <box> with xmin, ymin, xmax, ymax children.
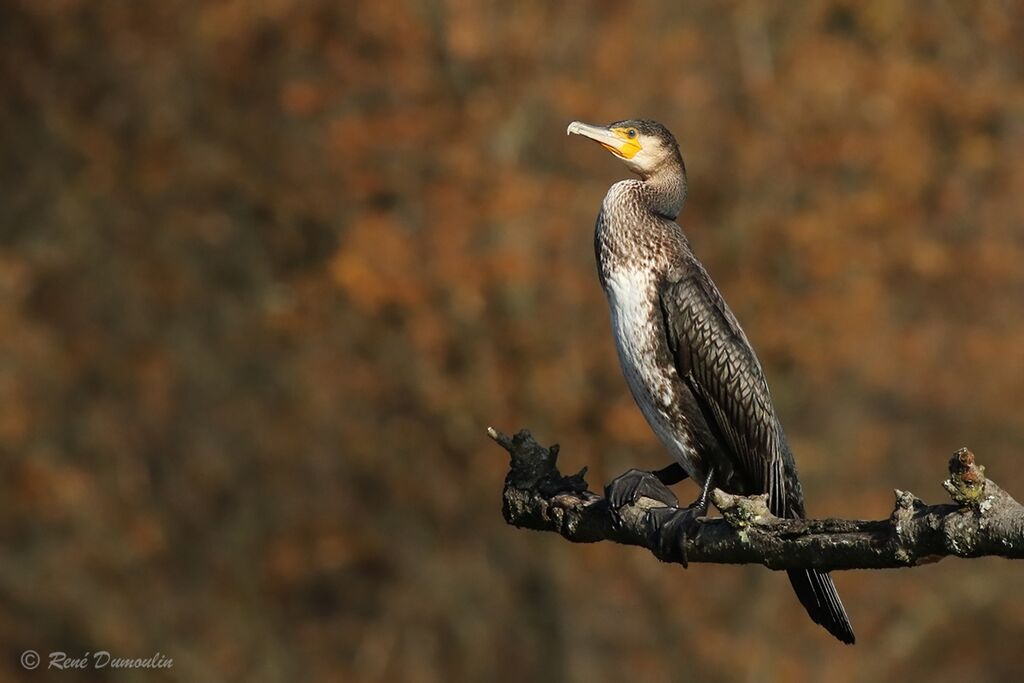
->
<box><xmin>711</xmin><ymin>489</ymin><xmax>776</xmax><ymax>528</ymax></box>
<box><xmin>943</xmin><ymin>448</ymin><xmax>988</xmax><ymax>507</ymax></box>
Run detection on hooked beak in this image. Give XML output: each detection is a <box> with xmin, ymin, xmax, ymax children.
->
<box><xmin>567</xmin><ymin>121</ymin><xmax>640</xmax><ymax>159</ymax></box>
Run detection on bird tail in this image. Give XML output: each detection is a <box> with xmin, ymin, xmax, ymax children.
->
<box><xmin>787</xmin><ymin>568</ymin><xmax>856</xmax><ymax>644</ymax></box>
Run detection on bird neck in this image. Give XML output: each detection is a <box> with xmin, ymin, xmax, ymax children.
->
<box><xmin>640</xmin><ymin>159</ymin><xmax>687</xmax><ymax>220</ymax></box>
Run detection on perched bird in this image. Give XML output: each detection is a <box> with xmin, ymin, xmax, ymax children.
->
<box><xmin>567</xmin><ymin>119</ymin><xmax>855</xmax><ymax>644</ymax></box>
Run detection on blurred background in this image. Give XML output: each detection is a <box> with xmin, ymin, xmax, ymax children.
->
<box><xmin>2</xmin><ymin>1</ymin><xmax>1024</xmax><ymax>681</ymax></box>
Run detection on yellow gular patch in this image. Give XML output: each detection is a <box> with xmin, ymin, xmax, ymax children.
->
<box><xmin>601</xmin><ymin>127</ymin><xmax>642</xmax><ymax>159</ymax></box>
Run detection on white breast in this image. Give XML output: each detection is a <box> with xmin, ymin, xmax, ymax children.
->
<box><xmin>606</xmin><ymin>269</ymin><xmax>666</xmax><ymax>398</ymax></box>
<box><xmin>605</xmin><ymin>268</ymin><xmax>698</xmax><ymax>475</ymax></box>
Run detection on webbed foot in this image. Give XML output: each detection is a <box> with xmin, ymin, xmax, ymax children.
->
<box><xmin>605</xmin><ymin>468</ymin><xmax>679</xmax><ymax>510</ymax></box>
<box><xmin>646</xmin><ymin>504</ymin><xmax>705</xmax><ymax>568</ymax></box>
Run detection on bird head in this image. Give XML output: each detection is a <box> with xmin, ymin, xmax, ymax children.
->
<box><xmin>567</xmin><ymin>119</ymin><xmax>682</xmax><ymax>179</ymax></box>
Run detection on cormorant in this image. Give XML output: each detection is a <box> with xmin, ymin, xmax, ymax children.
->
<box><xmin>567</xmin><ymin>119</ymin><xmax>855</xmax><ymax>644</ymax></box>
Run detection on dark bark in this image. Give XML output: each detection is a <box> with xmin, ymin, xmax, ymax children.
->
<box><xmin>489</xmin><ymin>427</ymin><xmax>1024</xmax><ymax>570</ymax></box>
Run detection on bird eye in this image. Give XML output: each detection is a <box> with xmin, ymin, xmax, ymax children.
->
<box><xmin>627</xmin><ymin>129</ymin><xmax>637</xmax><ymax>138</ymax></box>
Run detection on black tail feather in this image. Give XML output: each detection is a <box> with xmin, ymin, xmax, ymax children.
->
<box><xmin>787</xmin><ymin>568</ymin><xmax>856</xmax><ymax>644</ymax></box>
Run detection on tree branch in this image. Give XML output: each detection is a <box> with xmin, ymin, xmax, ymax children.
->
<box><xmin>488</xmin><ymin>427</ymin><xmax>1024</xmax><ymax>570</ymax></box>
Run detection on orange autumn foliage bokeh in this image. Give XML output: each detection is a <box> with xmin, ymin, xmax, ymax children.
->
<box><xmin>3</xmin><ymin>2</ymin><xmax>1024</xmax><ymax>681</ymax></box>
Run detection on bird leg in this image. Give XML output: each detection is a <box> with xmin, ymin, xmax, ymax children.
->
<box><xmin>646</xmin><ymin>468</ymin><xmax>715</xmax><ymax>568</ymax></box>
<box><xmin>605</xmin><ymin>463</ymin><xmax>688</xmax><ymax>512</ymax></box>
